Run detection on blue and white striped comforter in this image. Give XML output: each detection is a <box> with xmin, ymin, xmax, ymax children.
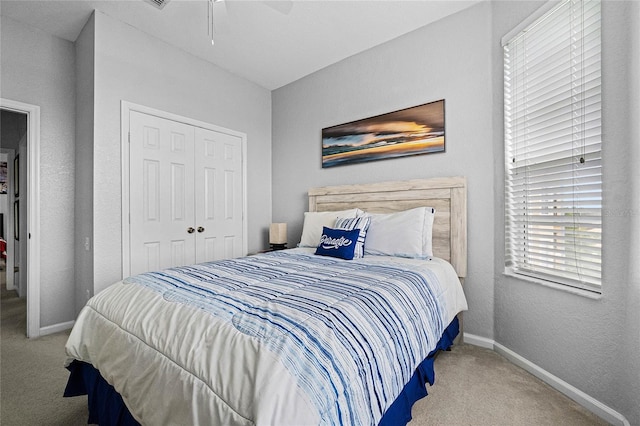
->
<box><xmin>65</xmin><ymin>249</ymin><xmax>467</xmax><ymax>425</ymax></box>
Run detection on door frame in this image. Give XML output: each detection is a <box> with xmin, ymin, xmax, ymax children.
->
<box><xmin>1</xmin><ymin>98</ymin><xmax>42</xmax><ymax>338</ymax></box>
<box><xmin>121</xmin><ymin>101</ymin><xmax>248</xmax><ymax>279</ymax></box>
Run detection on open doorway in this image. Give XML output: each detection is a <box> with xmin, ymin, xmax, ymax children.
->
<box><xmin>1</xmin><ymin>98</ymin><xmax>41</xmax><ymax>338</ymax></box>
<box><xmin>1</xmin><ymin>110</ymin><xmax>27</xmax><ymax>298</ymax></box>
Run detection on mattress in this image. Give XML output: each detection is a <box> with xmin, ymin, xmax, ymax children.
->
<box><xmin>65</xmin><ymin>248</ymin><xmax>467</xmax><ymax>425</ymax></box>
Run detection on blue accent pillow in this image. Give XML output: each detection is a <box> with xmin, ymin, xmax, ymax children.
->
<box><xmin>314</xmin><ymin>227</ymin><xmax>361</xmax><ymax>260</ymax></box>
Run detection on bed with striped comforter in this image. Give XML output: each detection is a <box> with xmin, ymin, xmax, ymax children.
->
<box><xmin>65</xmin><ymin>248</ymin><xmax>467</xmax><ymax>425</ymax></box>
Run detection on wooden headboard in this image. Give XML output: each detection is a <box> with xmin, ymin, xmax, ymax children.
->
<box><xmin>308</xmin><ymin>176</ymin><xmax>467</xmax><ymax>279</ymax></box>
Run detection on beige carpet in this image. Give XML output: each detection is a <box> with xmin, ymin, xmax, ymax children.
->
<box><xmin>0</xmin><ymin>278</ymin><xmax>89</xmax><ymax>425</ymax></box>
<box><xmin>409</xmin><ymin>343</ymin><xmax>609</xmax><ymax>425</ymax></box>
<box><xmin>1</xmin><ymin>269</ymin><xmax>609</xmax><ymax>425</ymax></box>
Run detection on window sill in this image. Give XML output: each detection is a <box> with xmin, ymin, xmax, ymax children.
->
<box><xmin>502</xmin><ymin>271</ymin><xmax>602</xmax><ymax>300</ymax></box>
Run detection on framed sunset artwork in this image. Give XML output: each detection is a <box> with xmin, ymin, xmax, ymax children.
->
<box><xmin>322</xmin><ymin>99</ymin><xmax>445</xmax><ymax>168</ymax></box>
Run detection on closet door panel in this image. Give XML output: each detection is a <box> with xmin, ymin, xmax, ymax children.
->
<box><xmin>194</xmin><ymin>127</ymin><xmax>243</xmax><ymax>263</ymax></box>
<box><xmin>129</xmin><ymin>111</ymin><xmax>196</xmax><ymax>275</ymax></box>
<box><xmin>128</xmin><ymin>110</ymin><xmax>245</xmax><ymax>276</ymax></box>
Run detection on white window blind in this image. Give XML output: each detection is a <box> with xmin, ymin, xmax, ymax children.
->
<box><xmin>503</xmin><ymin>0</ymin><xmax>602</xmax><ymax>291</ymax></box>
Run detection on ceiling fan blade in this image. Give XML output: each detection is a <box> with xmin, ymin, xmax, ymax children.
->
<box><xmin>263</xmin><ymin>1</ymin><xmax>293</xmax><ymax>15</ymax></box>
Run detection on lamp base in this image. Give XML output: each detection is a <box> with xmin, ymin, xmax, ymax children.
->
<box><xmin>269</xmin><ymin>243</ymin><xmax>287</xmax><ymax>251</ymax></box>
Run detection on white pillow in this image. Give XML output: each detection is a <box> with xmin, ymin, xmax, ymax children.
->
<box><xmin>364</xmin><ymin>207</ymin><xmax>435</xmax><ymax>258</ymax></box>
<box><xmin>298</xmin><ymin>209</ymin><xmax>361</xmax><ymax>248</ymax></box>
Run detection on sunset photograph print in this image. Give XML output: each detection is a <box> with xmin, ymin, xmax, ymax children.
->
<box><xmin>322</xmin><ymin>99</ymin><xmax>445</xmax><ymax>168</ymax></box>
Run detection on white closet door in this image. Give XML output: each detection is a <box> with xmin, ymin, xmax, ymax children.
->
<box><xmin>129</xmin><ymin>111</ymin><xmax>196</xmax><ymax>275</ymax></box>
<box><xmin>194</xmin><ymin>127</ymin><xmax>244</xmax><ymax>263</ymax></box>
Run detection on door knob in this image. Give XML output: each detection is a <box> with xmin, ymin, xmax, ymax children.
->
<box><xmin>197</xmin><ymin>226</ymin><xmax>205</xmax><ymax>233</ymax></box>
<box><xmin>187</xmin><ymin>227</ymin><xmax>195</xmax><ymax>234</ymax></box>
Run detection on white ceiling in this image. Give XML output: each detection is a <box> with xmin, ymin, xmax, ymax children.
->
<box><xmin>0</xmin><ymin>0</ymin><xmax>481</xmax><ymax>90</ymax></box>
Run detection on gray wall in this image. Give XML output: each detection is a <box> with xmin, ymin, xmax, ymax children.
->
<box><xmin>492</xmin><ymin>2</ymin><xmax>639</xmax><ymax>423</ymax></box>
<box><xmin>86</xmin><ymin>11</ymin><xmax>272</xmax><ymax>294</ymax></box>
<box><xmin>2</xmin><ymin>9</ymin><xmax>273</xmax><ymax>321</ymax></box>
<box><xmin>273</xmin><ymin>1</ymin><xmax>496</xmax><ymax>341</ymax></box>
<box><xmin>1</xmin><ymin>16</ymin><xmax>77</xmax><ymax>327</ymax></box>
<box><xmin>273</xmin><ymin>1</ymin><xmax>639</xmax><ymax>424</ymax></box>
<box><xmin>74</xmin><ymin>13</ymin><xmax>95</xmax><ymax>311</ymax></box>
<box><xmin>624</xmin><ymin>2</ymin><xmax>640</xmax><ymax>423</ymax></box>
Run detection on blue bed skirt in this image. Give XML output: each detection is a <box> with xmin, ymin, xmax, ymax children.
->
<box><xmin>64</xmin><ymin>359</ymin><xmax>139</xmax><ymax>426</ymax></box>
<box><xmin>378</xmin><ymin>316</ymin><xmax>459</xmax><ymax>425</ymax></box>
<box><xmin>64</xmin><ymin>317</ymin><xmax>459</xmax><ymax>426</ymax></box>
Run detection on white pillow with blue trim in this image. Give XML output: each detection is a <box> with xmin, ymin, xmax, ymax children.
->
<box><xmin>298</xmin><ymin>209</ymin><xmax>361</xmax><ymax>248</ymax></box>
<box><xmin>364</xmin><ymin>207</ymin><xmax>435</xmax><ymax>259</ymax></box>
<box><xmin>334</xmin><ymin>215</ymin><xmax>371</xmax><ymax>259</ymax></box>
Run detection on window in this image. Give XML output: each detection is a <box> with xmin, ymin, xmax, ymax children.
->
<box><xmin>503</xmin><ymin>0</ymin><xmax>602</xmax><ymax>292</ymax></box>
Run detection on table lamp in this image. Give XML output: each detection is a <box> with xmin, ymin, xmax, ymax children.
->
<box><xmin>269</xmin><ymin>223</ymin><xmax>287</xmax><ymax>250</ymax></box>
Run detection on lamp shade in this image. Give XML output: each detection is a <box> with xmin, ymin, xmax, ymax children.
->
<box><xmin>269</xmin><ymin>223</ymin><xmax>287</xmax><ymax>245</ymax></box>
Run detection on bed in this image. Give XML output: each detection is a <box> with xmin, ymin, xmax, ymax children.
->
<box><xmin>64</xmin><ymin>176</ymin><xmax>468</xmax><ymax>425</ymax></box>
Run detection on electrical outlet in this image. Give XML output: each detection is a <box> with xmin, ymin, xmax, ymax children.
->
<box><xmin>84</xmin><ymin>237</ymin><xmax>90</xmax><ymax>251</ymax></box>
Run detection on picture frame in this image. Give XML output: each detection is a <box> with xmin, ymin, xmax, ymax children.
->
<box><xmin>14</xmin><ymin>200</ymin><xmax>19</xmax><ymax>241</ymax></box>
<box><xmin>0</xmin><ymin>161</ymin><xmax>7</xmax><ymax>195</ymax></box>
<box><xmin>322</xmin><ymin>99</ymin><xmax>445</xmax><ymax>168</ymax></box>
<box><xmin>13</xmin><ymin>155</ymin><xmax>19</xmax><ymax>198</ymax></box>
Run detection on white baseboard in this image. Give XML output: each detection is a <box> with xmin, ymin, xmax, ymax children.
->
<box><xmin>462</xmin><ymin>332</ymin><xmax>494</xmax><ymax>349</ymax></box>
<box><xmin>39</xmin><ymin>320</ymin><xmax>74</xmax><ymax>337</ymax></box>
<box><xmin>463</xmin><ymin>332</ymin><xmax>630</xmax><ymax>426</ymax></box>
